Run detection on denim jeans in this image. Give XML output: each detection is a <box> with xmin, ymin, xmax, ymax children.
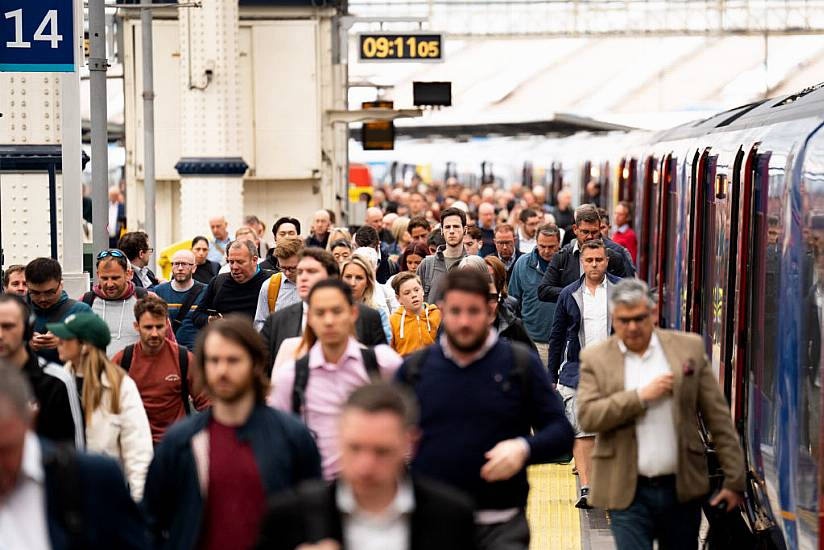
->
<box><xmin>609</xmin><ymin>475</ymin><xmax>702</xmax><ymax>550</ymax></box>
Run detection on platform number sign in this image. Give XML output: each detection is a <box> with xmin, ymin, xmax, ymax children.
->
<box><xmin>1</xmin><ymin>0</ymin><xmax>75</xmax><ymax>72</ymax></box>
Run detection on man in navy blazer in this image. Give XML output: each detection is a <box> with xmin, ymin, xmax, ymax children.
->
<box><xmin>0</xmin><ymin>367</ymin><xmax>149</xmax><ymax>550</ymax></box>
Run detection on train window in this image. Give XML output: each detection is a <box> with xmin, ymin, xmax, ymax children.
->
<box><xmin>639</xmin><ymin>156</ymin><xmax>659</xmax><ymax>282</ymax></box>
<box><xmin>685</xmin><ymin>149</ymin><xmax>709</xmax><ymax>332</ymax></box>
<box><xmin>657</xmin><ymin>154</ymin><xmax>677</xmax><ymax>328</ymax></box>
<box><xmin>698</xmin><ymin>154</ymin><xmax>718</xmax><ymax>351</ymax></box>
<box><xmin>721</xmin><ymin>148</ymin><xmax>745</xmax><ymax>404</ymax></box>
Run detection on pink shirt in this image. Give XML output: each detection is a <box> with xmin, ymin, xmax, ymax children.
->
<box><xmin>269</xmin><ymin>337</ymin><xmax>403</xmax><ymax>479</ymax></box>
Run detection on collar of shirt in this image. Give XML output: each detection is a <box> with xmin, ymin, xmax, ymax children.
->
<box><xmin>583</xmin><ymin>275</ymin><xmax>608</xmax><ymax>296</ymax></box>
<box><xmin>21</xmin><ymin>432</ymin><xmax>45</xmax><ymax>486</ymax></box>
<box><xmin>617</xmin><ymin>331</ymin><xmax>660</xmax><ymax>361</ymax></box>
<box><xmin>308</xmin><ymin>337</ymin><xmax>363</xmax><ymax>371</ymax></box>
<box><xmin>616</xmin><ymin>224</ymin><xmax>630</xmax><ymax>233</ymax></box>
<box><xmin>439</xmin><ymin>328</ymin><xmax>499</xmax><ymax>368</ymax></box>
<box><xmin>572</xmin><ymin>240</ymin><xmax>580</xmax><ymax>254</ymax></box>
<box><xmin>517</xmin><ymin>228</ymin><xmax>535</xmax><ymax>244</ymax></box>
<box><xmin>336</xmin><ymin>478</ymin><xmax>415</xmax><ymax>521</ymax></box>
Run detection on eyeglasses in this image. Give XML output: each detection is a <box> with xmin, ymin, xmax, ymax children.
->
<box><xmin>171</xmin><ymin>261</ymin><xmax>194</xmax><ymax>267</ymax></box>
<box><xmin>614</xmin><ymin>312</ymin><xmax>651</xmax><ymax>326</ymax></box>
<box><xmin>280</xmin><ymin>265</ymin><xmax>298</xmax><ymax>273</ymax></box>
<box><xmin>144</xmin><ymin>248</ymin><xmax>155</xmax><ymax>254</ymax></box>
<box><xmin>488</xmin><ymin>292</ymin><xmax>499</xmax><ymax>302</ymax></box>
<box><xmin>576</xmin><ymin>228</ymin><xmax>601</xmax><ymax>238</ymax></box>
<box><xmin>28</xmin><ymin>286</ymin><xmax>60</xmax><ymax>298</ymax></box>
<box><xmin>495</xmin><ymin>240</ymin><xmax>515</xmax><ymax>247</ymax></box>
<box><xmin>97</xmin><ymin>249</ymin><xmax>126</xmax><ymax>260</ymax></box>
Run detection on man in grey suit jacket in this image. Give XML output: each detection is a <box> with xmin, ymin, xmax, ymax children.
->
<box><xmin>260</xmin><ymin>248</ymin><xmax>387</xmax><ymax>375</ymax></box>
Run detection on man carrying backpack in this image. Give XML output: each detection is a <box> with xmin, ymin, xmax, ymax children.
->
<box><xmin>269</xmin><ymin>279</ymin><xmax>402</xmax><ymax>479</ymax></box>
<box><xmin>395</xmin><ymin>269</ymin><xmax>574</xmax><ymax>550</ymax></box>
<box><xmin>112</xmin><ymin>296</ymin><xmax>210</xmax><ymax>443</ymax></box>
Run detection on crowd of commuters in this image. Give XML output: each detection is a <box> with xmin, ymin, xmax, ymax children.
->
<box><xmin>0</xmin><ymin>180</ymin><xmax>743</xmax><ymax>550</ymax></box>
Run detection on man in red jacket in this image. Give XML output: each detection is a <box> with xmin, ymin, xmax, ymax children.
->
<box><xmin>611</xmin><ymin>201</ymin><xmax>638</xmax><ymax>264</ymax></box>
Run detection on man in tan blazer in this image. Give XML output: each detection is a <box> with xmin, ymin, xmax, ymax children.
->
<box><xmin>577</xmin><ymin>278</ymin><xmax>745</xmax><ymax>550</ymax></box>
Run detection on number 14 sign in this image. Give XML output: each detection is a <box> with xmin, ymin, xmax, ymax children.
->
<box><xmin>1</xmin><ymin>0</ymin><xmax>75</xmax><ymax>72</ymax></box>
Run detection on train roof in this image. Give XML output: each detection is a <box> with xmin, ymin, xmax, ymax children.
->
<box><xmin>655</xmin><ymin>81</ymin><xmax>824</xmax><ymax>142</ymax></box>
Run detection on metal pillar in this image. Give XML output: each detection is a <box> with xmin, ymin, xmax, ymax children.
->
<box><xmin>61</xmin><ymin>0</ymin><xmax>89</xmax><ymax>295</ymax></box>
<box><xmin>141</xmin><ymin>7</ymin><xmax>157</xmax><ymax>263</ymax></box>
<box><xmin>89</xmin><ymin>0</ymin><xmax>110</xmax><ymax>256</ymax></box>
<box><xmin>176</xmin><ymin>0</ymin><xmax>246</xmax><ymax>238</ymax></box>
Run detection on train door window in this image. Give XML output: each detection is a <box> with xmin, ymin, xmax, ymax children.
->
<box><xmin>697</xmin><ymin>154</ymin><xmax>718</xmax><ymax>350</ymax></box>
<box><xmin>619</xmin><ymin>157</ymin><xmax>637</xmax><ymax>203</ymax></box>
<box><xmin>744</xmin><ymin>149</ymin><xmax>773</xmax><ymax>478</ymax></box>
<box><xmin>684</xmin><ymin>150</ymin><xmax>704</xmax><ymax>331</ymax></box>
<box><xmin>657</xmin><ymin>154</ymin><xmax>677</xmax><ymax>328</ymax></box>
<box><xmin>639</xmin><ymin>156</ymin><xmax>659</xmax><ymax>283</ymax></box>
<box><xmin>720</xmin><ymin>148</ymin><xmax>745</xmax><ymax>404</ymax></box>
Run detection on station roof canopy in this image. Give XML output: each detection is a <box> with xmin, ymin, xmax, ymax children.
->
<box><xmin>349</xmin><ymin>34</ymin><xmax>824</xmax><ymax>131</ymax></box>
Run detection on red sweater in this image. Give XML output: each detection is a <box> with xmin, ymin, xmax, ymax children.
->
<box><xmin>113</xmin><ymin>339</ymin><xmax>210</xmax><ymax>442</ymax></box>
<box><xmin>612</xmin><ymin>226</ymin><xmax>638</xmax><ymax>264</ymax></box>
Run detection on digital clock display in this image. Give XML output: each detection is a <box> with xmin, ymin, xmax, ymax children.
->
<box><xmin>358</xmin><ymin>33</ymin><xmax>443</xmax><ymax>62</ymax></box>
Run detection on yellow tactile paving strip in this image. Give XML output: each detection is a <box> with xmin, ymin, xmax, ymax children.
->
<box><xmin>527</xmin><ymin>463</ymin><xmax>582</xmax><ymax>550</ymax></box>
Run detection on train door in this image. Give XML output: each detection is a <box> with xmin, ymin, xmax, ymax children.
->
<box><xmin>718</xmin><ymin>148</ymin><xmax>747</xmax><ymax>405</ymax></box>
<box><xmin>656</xmin><ymin>154</ymin><xmax>678</xmax><ymax>328</ymax></box>
<box><xmin>685</xmin><ymin>149</ymin><xmax>716</xmax><ymax>340</ymax></box>
<box><xmin>637</xmin><ymin>156</ymin><xmax>659</xmax><ymax>283</ymax></box>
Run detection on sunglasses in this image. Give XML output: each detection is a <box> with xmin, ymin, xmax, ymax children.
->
<box><xmin>97</xmin><ymin>249</ymin><xmax>126</xmax><ymax>260</ymax></box>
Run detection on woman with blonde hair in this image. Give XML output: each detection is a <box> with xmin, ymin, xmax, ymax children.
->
<box><xmin>340</xmin><ymin>254</ymin><xmax>393</xmax><ymax>344</ymax></box>
<box><xmin>325</xmin><ymin>227</ymin><xmax>353</xmax><ymax>251</ymax></box>
<box><xmin>50</xmin><ymin>313</ymin><xmax>153</xmax><ymax>501</ymax></box>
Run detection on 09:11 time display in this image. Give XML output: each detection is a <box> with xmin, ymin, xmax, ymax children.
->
<box><xmin>359</xmin><ymin>33</ymin><xmax>443</xmax><ymax>62</ymax></box>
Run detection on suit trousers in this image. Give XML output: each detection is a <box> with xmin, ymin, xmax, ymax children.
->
<box><xmin>476</xmin><ymin>512</ymin><xmax>530</xmax><ymax>550</ymax></box>
<box><xmin>534</xmin><ymin>342</ymin><xmax>549</xmax><ymax>370</ymax></box>
<box><xmin>609</xmin><ymin>475</ymin><xmax>702</xmax><ymax>550</ymax></box>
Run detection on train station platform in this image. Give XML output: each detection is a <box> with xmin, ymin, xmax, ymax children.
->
<box><xmin>527</xmin><ymin>464</ymin><xmax>616</xmax><ymax>550</ymax></box>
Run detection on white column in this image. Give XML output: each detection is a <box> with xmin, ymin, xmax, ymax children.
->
<box><xmin>177</xmin><ymin>0</ymin><xmax>246</xmax><ymax>239</ymax></box>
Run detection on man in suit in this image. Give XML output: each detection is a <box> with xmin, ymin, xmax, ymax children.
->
<box><xmin>538</xmin><ymin>204</ymin><xmax>632</xmax><ymax>303</ymax></box>
<box><xmin>256</xmin><ymin>382</ymin><xmax>477</xmax><ymax>550</ymax></box>
<box><xmin>0</xmin><ymin>366</ymin><xmax>150</xmax><ymax>549</ymax></box>
<box><xmin>260</xmin><ymin>248</ymin><xmax>387</xmax><ymax>375</ymax></box>
<box><xmin>577</xmin><ymin>278</ymin><xmax>745</xmax><ymax>550</ymax></box>
<box><xmin>119</xmin><ymin>231</ymin><xmax>160</xmax><ymax>289</ymax></box>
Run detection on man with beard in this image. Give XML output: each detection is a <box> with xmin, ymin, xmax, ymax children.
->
<box><xmin>143</xmin><ymin>316</ymin><xmax>321</xmax><ymax>550</ymax></box>
<box><xmin>153</xmin><ymin>250</ymin><xmax>207</xmax><ymax>349</ymax></box>
<box><xmin>112</xmin><ymin>296</ymin><xmax>210</xmax><ymax>443</ymax></box>
<box><xmin>82</xmin><ymin>249</ymin><xmax>175</xmax><ymax>356</ymax></box>
<box><xmin>396</xmin><ymin>269</ymin><xmax>573</xmax><ymax>550</ymax></box>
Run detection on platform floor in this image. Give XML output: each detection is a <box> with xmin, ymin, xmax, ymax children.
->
<box><xmin>527</xmin><ymin>464</ymin><xmax>616</xmax><ymax>550</ymax></box>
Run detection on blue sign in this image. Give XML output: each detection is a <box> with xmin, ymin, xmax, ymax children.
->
<box><xmin>0</xmin><ymin>0</ymin><xmax>75</xmax><ymax>72</ymax></box>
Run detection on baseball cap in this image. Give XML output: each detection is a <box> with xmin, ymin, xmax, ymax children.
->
<box><xmin>47</xmin><ymin>313</ymin><xmax>112</xmax><ymax>351</ymax></box>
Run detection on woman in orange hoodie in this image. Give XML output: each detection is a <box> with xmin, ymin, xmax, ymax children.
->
<box><xmin>389</xmin><ymin>272</ymin><xmax>441</xmax><ymax>356</ymax></box>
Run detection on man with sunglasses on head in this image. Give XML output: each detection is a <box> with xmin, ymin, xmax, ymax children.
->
<box><xmin>82</xmin><ymin>249</ymin><xmax>174</xmax><ymax>356</ymax></box>
<box><xmin>538</xmin><ymin>204</ymin><xmax>632</xmax><ymax>304</ymax></box>
<box><xmin>25</xmin><ymin>258</ymin><xmax>92</xmax><ymax>364</ymax></box>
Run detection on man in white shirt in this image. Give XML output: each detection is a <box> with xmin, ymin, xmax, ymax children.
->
<box><xmin>0</xmin><ymin>366</ymin><xmax>149</xmax><ymax>549</ymax></box>
<box><xmin>577</xmin><ymin>278</ymin><xmax>745</xmax><ymax>550</ymax></box>
<box><xmin>516</xmin><ymin>208</ymin><xmax>541</xmax><ymax>254</ymax></box>
<box><xmin>257</xmin><ymin>382</ymin><xmax>477</xmax><ymax>550</ymax></box>
<box><xmin>547</xmin><ymin>239</ymin><xmax>619</xmax><ymax>509</ymax></box>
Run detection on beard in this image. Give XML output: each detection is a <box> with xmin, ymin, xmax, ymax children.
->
<box><xmin>207</xmin><ymin>376</ymin><xmax>254</xmax><ymax>403</ymax></box>
<box><xmin>446</xmin><ymin>327</ymin><xmax>488</xmax><ymax>354</ymax></box>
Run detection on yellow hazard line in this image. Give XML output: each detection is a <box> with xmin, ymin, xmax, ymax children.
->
<box><xmin>527</xmin><ymin>463</ymin><xmax>582</xmax><ymax>550</ymax></box>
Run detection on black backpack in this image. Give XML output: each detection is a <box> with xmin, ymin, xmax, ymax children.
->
<box><xmin>291</xmin><ymin>347</ymin><xmax>380</xmax><ymax>415</ymax></box>
<box><xmin>81</xmin><ymin>286</ymin><xmax>149</xmax><ymax>306</ymax></box>
<box><xmin>120</xmin><ymin>343</ymin><xmax>192</xmax><ymax>415</ymax></box>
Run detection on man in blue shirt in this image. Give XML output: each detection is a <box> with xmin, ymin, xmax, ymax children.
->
<box><xmin>207</xmin><ymin>215</ymin><xmax>231</xmax><ymax>265</ymax></box>
<box><xmin>508</xmin><ymin>224</ymin><xmax>561</xmax><ymax>368</ymax></box>
<box><xmin>153</xmin><ymin>250</ymin><xmax>206</xmax><ymax>350</ymax></box>
<box><xmin>396</xmin><ymin>269</ymin><xmax>573</xmax><ymax>550</ymax></box>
